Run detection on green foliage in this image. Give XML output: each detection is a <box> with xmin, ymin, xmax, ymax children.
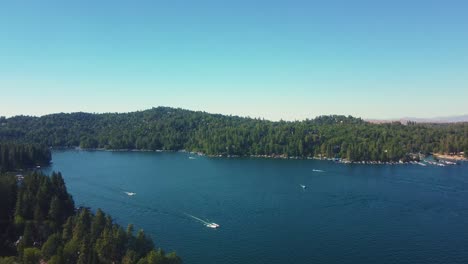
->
<box><xmin>0</xmin><ymin>175</ymin><xmax>17</xmax><ymax>255</ymax></box>
<box><xmin>0</xmin><ymin>170</ymin><xmax>180</xmax><ymax>264</ymax></box>
<box><xmin>22</xmin><ymin>248</ymin><xmax>41</xmax><ymax>264</ymax></box>
<box><xmin>122</xmin><ymin>250</ymin><xmax>138</xmax><ymax>264</ymax></box>
<box><xmin>21</xmin><ymin>222</ymin><xmax>34</xmax><ymax>248</ymax></box>
<box><xmin>134</xmin><ymin>230</ymin><xmax>155</xmax><ymax>260</ymax></box>
<box><xmin>0</xmin><ymin>143</ymin><xmax>51</xmax><ymax>172</ymax></box>
<box><xmin>41</xmin><ymin>233</ymin><xmax>62</xmax><ymax>260</ymax></box>
<box><xmin>0</xmin><ymin>256</ymin><xmax>18</xmax><ymax>264</ymax></box>
<box><xmin>47</xmin><ymin>254</ymin><xmax>65</xmax><ymax>264</ymax></box>
<box><xmin>1</xmin><ymin>107</ymin><xmax>467</xmax><ymax>161</ymax></box>
<box><xmin>137</xmin><ymin>249</ymin><xmax>182</xmax><ymax>264</ymax></box>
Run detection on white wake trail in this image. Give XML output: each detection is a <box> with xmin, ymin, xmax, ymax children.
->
<box><xmin>184</xmin><ymin>213</ymin><xmax>210</xmax><ymax>225</ymax></box>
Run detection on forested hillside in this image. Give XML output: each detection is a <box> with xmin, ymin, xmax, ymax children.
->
<box><xmin>1</xmin><ymin>107</ymin><xmax>467</xmax><ymax>162</ymax></box>
<box><xmin>0</xmin><ymin>143</ymin><xmax>51</xmax><ymax>172</ymax></box>
<box><xmin>0</xmin><ymin>171</ymin><xmax>181</xmax><ymax>264</ymax></box>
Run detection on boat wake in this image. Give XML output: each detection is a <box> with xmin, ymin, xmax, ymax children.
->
<box><xmin>184</xmin><ymin>213</ymin><xmax>219</xmax><ymax>229</ymax></box>
<box><xmin>312</xmin><ymin>169</ymin><xmax>325</xmax><ymax>172</ymax></box>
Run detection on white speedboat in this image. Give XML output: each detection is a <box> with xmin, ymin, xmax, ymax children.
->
<box><xmin>300</xmin><ymin>184</ymin><xmax>307</xmax><ymax>189</ymax></box>
<box><xmin>124</xmin><ymin>192</ymin><xmax>136</xmax><ymax>196</ymax></box>
<box><xmin>206</xmin><ymin>223</ymin><xmax>220</xmax><ymax>229</ymax></box>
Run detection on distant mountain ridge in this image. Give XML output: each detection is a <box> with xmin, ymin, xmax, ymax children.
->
<box><xmin>367</xmin><ymin>115</ymin><xmax>468</xmax><ymax>124</ymax></box>
<box><xmin>0</xmin><ymin>106</ymin><xmax>467</xmax><ymax>162</ymax></box>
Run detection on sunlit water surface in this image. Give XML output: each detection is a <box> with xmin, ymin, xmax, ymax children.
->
<box><xmin>44</xmin><ymin>150</ymin><xmax>468</xmax><ymax>264</ymax></box>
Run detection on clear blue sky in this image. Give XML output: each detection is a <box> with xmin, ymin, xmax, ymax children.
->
<box><xmin>1</xmin><ymin>0</ymin><xmax>467</xmax><ymax>120</ymax></box>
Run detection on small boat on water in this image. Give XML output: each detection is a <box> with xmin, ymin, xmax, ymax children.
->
<box><xmin>300</xmin><ymin>184</ymin><xmax>307</xmax><ymax>189</ymax></box>
<box><xmin>206</xmin><ymin>223</ymin><xmax>220</xmax><ymax>229</ymax></box>
<box><xmin>189</xmin><ymin>156</ymin><xmax>196</xmax><ymax>159</ymax></box>
<box><xmin>124</xmin><ymin>192</ymin><xmax>136</xmax><ymax>196</ymax></box>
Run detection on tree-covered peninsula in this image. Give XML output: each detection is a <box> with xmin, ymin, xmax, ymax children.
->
<box><xmin>1</xmin><ymin>107</ymin><xmax>467</xmax><ymax>162</ymax></box>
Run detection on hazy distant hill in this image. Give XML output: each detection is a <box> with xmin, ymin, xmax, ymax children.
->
<box><xmin>367</xmin><ymin>115</ymin><xmax>468</xmax><ymax>124</ymax></box>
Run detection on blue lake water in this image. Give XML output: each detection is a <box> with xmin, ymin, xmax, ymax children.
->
<box><xmin>44</xmin><ymin>150</ymin><xmax>468</xmax><ymax>264</ymax></box>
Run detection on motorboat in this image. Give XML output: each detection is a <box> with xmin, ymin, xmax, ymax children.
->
<box><xmin>206</xmin><ymin>223</ymin><xmax>220</xmax><ymax>229</ymax></box>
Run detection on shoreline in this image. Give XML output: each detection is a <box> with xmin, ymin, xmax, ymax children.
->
<box><xmin>48</xmin><ymin>147</ymin><xmax>465</xmax><ymax>166</ymax></box>
<box><xmin>433</xmin><ymin>153</ymin><xmax>467</xmax><ymax>161</ymax></box>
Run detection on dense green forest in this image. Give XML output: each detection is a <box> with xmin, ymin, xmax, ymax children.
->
<box><xmin>0</xmin><ymin>171</ymin><xmax>181</xmax><ymax>264</ymax></box>
<box><xmin>1</xmin><ymin>107</ymin><xmax>467</xmax><ymax>162</ymax></box>
<box><xmin>0</xmin><ymin>144</ymin><xmax>51</xmax><ymax>172</ymax></box>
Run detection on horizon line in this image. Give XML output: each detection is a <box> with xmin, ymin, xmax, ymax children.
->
<box><xmin>1</xmin><ymin>106</ymin><xmax>467</xmax><ymax>123</ymax></box>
